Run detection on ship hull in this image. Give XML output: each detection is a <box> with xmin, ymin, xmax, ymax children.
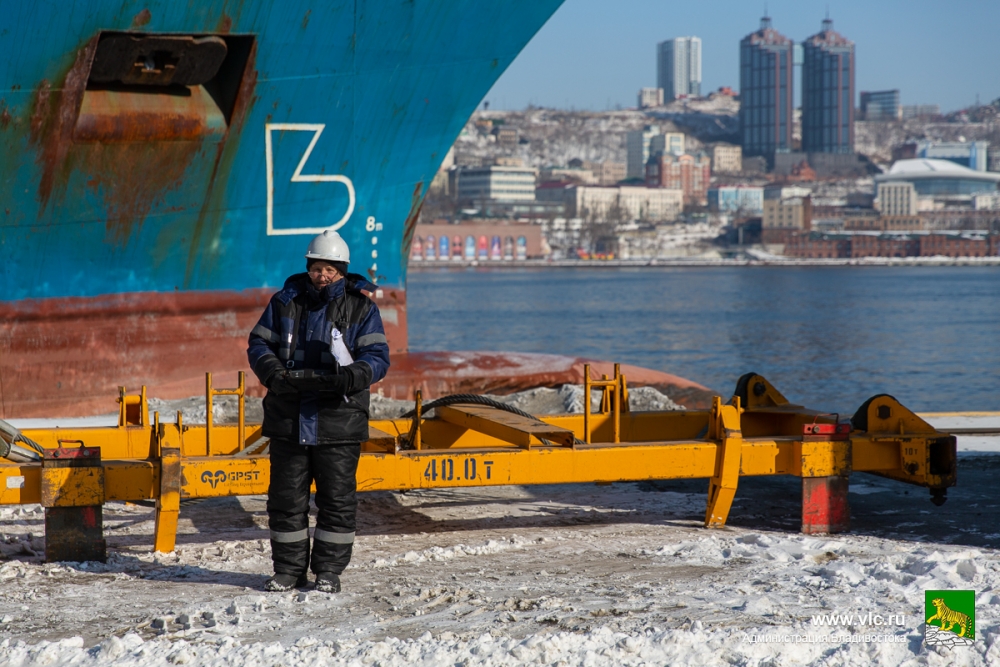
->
<box><xmin>1</xmin><ymin>1</ymin><xmax>568</xmax><ymax>416</ymax></box>
<box><xmin>0</xmin><ymin>1</ymin><xmax>713</xmax><ymax>417</ymax></box>
<box><xmin>0</xmin><ymin>287</ymin><xmax>408</xmax><ymax>418</ymax></box>
<box><xmin>0</xmin><ymin>289</ymin><xmax>712</xmax><ymax>417</ymax></box>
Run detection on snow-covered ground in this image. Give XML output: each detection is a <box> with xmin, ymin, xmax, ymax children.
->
<box><xmin>3</xmin><ymin>390</ymin><xmax>999</xmax><ymax>665</ymax></box>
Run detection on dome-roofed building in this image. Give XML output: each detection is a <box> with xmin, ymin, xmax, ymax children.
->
<box><xmin>875</xmin><ymin>158</ymin><xmax>1000</xmax><ymax>204</ymax></box>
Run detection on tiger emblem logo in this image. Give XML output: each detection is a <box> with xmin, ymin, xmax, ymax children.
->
<box><xmin>926</xmin><ymin>598</ymin><xmax>974</xmax><ymax>639</ymax></box>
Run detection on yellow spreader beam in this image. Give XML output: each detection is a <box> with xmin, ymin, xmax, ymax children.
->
<box><xmin>0</xmin><ymin>368</ymin><xmax>957</xmax><ymax>559</ymax></box>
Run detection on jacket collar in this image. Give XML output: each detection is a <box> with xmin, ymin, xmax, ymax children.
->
<box><xmin>277</xmin><ymin>272</ymin><xmax>377</xmax><ymax>304</ymax></box>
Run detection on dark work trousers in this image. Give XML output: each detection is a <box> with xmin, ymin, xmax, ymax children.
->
<box><xmin>267</xmin><ymin>439</ymin><xmax>361</xmax><ymax>576</ymax></box>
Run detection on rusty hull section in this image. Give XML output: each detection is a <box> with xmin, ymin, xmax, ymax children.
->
<box><xmin>0</xmin><ymin>287</ymin><xmax>407</xmax><ymax>418</ymax></box>
<box><xmin>74</xmin><ymin>86</ymin><xmax>226</xmax><ymax>142</ymax></box>
<box><xmin>20</xmin><ymin>30</ymin><xmax>258</xmax><ymax>260</ymax></box>
<box><xmin>0</xmin><ymin>285</ymin><xmax>712</xmax><ymax>417</ymax></box>
<box><xmin>28</xmin><ymin>36</ymin><xmax>99</xmax><ymax>211</ymax></box>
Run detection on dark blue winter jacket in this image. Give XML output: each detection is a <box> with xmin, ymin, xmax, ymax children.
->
<box><xmin>247</xmin><ymin>273</ymin><xmax>390</xmax><ymax>445</ymax></box>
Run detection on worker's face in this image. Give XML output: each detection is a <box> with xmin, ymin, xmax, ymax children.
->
<box><xmin>308</xmin><ymin>261</ymin><xmax>343</xmax><ymax>289</ymax></box>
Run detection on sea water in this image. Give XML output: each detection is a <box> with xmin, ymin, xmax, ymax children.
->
<box><xmin>408</xmin><ymin>266</ymin><xmax>1000</xmax><ymax>413</ymax></box>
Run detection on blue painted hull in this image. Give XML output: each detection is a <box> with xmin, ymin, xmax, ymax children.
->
<box><xmin>1</xmin><ymin>1</ymin><xmax>560</xmax><ymax>297</ymax></box>
<box><xmin>0</xmin><ymin>1</ymin><xmax>563</xmax><ymax>416</ymax></box>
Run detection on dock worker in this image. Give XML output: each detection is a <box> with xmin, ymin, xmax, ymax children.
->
<box><xmin>247</xmin><ymin>230</ymin><xmax>390</xmax><ymax>593</ymax></box>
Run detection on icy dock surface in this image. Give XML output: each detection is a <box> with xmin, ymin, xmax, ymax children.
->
<box><xmin>3</xmin><ymin>389</ymin><xmax>1000</xmax><ymax>665</ymax></box>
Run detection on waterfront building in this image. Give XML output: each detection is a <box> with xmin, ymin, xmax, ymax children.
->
<box><xmin>913</xmin><ymin>141</ymin><xmax>990</xmax><ymax>172</ymax></box>
<box><xmin>783</xmin><ymin>233</ymin><xmax>852</xmax><ymax>258</ymax></box>
<box><xmin>707</xmin><ymin>186</ymin><xmax>764</xmax><ymax>214</ymax></box>
<box><xmin>762</xmin><ymin>185</ymin><xmax>811</xmax><ymax>246</ymax></box>
<box><xmin>644</xmin><ymin>153</ymin><xmax>711</xmax><ymax>206</ymax></box>
<box><xmin>456</xmin><ymin>163</ymin><xmax>537</xmax><ymax>203</ymax></box>
<box><xmin>875</xmin><ymin>159</ymin><xmax>1000</xmax><ymax>205</ymax></box>
<box><xmin>739</xmin><ymin>16</ymin><xmax>794</xmax><ymax>158</ymax></box>
<box><xmin>920</xmin><ymin>232</ymin><xmax>1000</xmax><ymax>258</ymax></box>
<box><xmin>710</xmin><ymin>144</ymin><xmax>742</xmax><ymax>173</ymax></box>
<box><xmin>785</xmin><ymin>230</ymin><xmax>1000</xmax><ymax>259</ymax></box>
<box><xmin>411</xmin><ymin>221</ymin><xmax>544</xmax><ymax>261</ymax></box>
<box><xmin>657</xmin><ymin>37</ymin><xmax>702</xmax><ymax>100</ymax></box>
<box><xmin>876</xmin><ymin>182</ymin><xmax>917</xmax><ymax>216</ymax></box>
<box><xmin>851</xmin><ymin>234</ymin><xmax>918</xmax><ymax>259</ymax></box>
<box><xmin>845</xmin><ymin>214</ymin><xmax>924</xmax><ymax>232</ymax></box>
<box><xmin>638</xmin><ymin>87</ymin><xmax>664</xmax><ymax>108</ymax></box>
<box><xmin>859</xmin><ymin>90</ymin><xmax>900</xmax><ymax>121</ymax></box>
<box><xmin>566</xmin><ymin>185</ymin><xmax>684</xmax><ymax>222</ymax></box>
<box><xmin>801</xmin><ymin>18</ymin><xmax>854</xmax><ymax>154</ymax></box>
<box><xmin>626</xmin><ymin>125</ymin><xmax>661</xmax><ymax>179</ymax></box>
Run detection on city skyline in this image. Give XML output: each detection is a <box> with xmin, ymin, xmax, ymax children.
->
<box><xmin>484</xmin><ymin>0</ymin><xmax>1000</xmax><ymax>113</ymax></box>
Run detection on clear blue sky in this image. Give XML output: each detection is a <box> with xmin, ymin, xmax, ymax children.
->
<box><xmin>485</xmin><ymin>0</ymin><xmax>1000</xmax><ymax>113</ymax></box>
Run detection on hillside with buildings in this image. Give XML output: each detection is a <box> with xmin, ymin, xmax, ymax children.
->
<box><xmin>413</xmin><ymin>15</ymin><xmax>1000</xmax><ymax>264</ymax></box>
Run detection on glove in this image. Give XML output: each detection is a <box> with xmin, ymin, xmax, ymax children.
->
<box><xmin>286</xmin><ymin>369</ymin><xmax>348</xmax><ymax>393</ymax></box>
<box><xmin>266</xmin><ymin>370</ymin><xmax>298</xmax><ymax>395</ymax></box>
<box><xmin>286</xmin><ymin>364</ymin><xmax>371</xmax><ymax>395</ymax></box>
<box><xmin>340</xmin><ymin>362</ymin><xmax>373</xmax><ymax>395</ymax></box>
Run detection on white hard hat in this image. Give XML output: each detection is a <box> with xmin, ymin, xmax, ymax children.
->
<box><xmin>305</xmin><ymin>230</ymin><xmax>350</xmax><ymax>264</ymax></box>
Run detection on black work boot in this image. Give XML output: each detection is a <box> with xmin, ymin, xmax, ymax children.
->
<box><xmin>264</xmin><ymin>572</ymin><xmax>309</xmax><ymax>592</ymax></box>
<box><xmin>315</xmin><ymin>572</ymin><xmax>341</xmax><ymax>593</ymax></box>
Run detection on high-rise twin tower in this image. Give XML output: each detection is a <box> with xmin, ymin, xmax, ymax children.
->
<box><xmin>741</xmin><ymin>16</ymin><xmax>855</xmax><ymax>158</ymax></box>
<box><xmin>658</xmin><ymin>17</ymin><xmax>855</xmax><ymax>159</ymax></box>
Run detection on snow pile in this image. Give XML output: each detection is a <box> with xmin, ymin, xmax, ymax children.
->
<box><xmin>496</xmin><ymin>384</ymin><xmax>681</xmax><ymax>416</ymax></box>
<box><xmin>142</xmin><ymin>384</ymin><xmax>683</xmax><ymax>425</ymax></box>
<box><xmin>371</xmin><ymin>536</ymin><xmax>530</xmax><ymax>568</ymax></box>
<box><xmin>147</xmin><ymin>396</ymin><xmax>250</xmax><ymax>426</ymax></box>
<box><xmin>3</xmin><ymin>622</ymin><xmax>998</xmax><ymax>666</ymax></box>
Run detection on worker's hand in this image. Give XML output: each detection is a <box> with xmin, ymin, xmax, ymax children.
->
<box><xmin>267</xmin><ymin>371</ymin><xmax>298</xmax><ymax>395</ymax></box>
<box><xmin>340</xmin><ymin>362</ymin><xmax>373</xmax><ymax>395</ymax></box>
<box><xmin>282</xmin><ymin>365</ymin><xmax>369</xmax><ymax>395</ymax></box>
<box><xmin>316</xmin><ymin>373</ymin><xmax>349</xmax><ymax>394</ymax></box>
<box><xmin>286</xmin><ymin>369</ymin><xmax>346</xmax><ymax>393</ymax></box>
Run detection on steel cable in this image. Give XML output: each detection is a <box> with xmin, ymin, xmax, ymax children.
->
<box><xmin>0</xmin><ymin>417</ymin><xmax>45</xmax><ymax>461</ymax></box>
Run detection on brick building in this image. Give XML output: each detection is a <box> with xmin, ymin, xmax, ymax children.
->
<box><xmin>920</xmin><ymin>234</ymin><xmax>998</xmax><ymax>258</ymax></box>
<box><xmin>844</xmin><ymin>214</ymin><xmax>924</xmax><ymax>232</ymax></box>
<box><xmin>784</xmin><ymin>231</ymin><xmax>999</xmax><ymax>259</ymax></box>
<box><xmin>761</xmin><ymin>185</ymin><xmax>811</xmax><ymax>244</ymax></box>
<box><xmin>848</xmin><ymin>234</ymin><xmax>920</xmax><ymax>258</ymax></box>
<box><xmin>784</xmin><ymin>234</ymin><xmax>851</xmax><ymax>258</ymax></box>
<box><xmin>645</xmin><ymin>153</ymin><xmax>711</xmax><ymax>205</ymax></box>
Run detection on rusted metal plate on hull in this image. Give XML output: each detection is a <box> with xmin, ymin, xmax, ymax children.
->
<box><xmin>74</xmin><ymin>86</ymin><xmax>227</xmax><ymax>142</ymax></box>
